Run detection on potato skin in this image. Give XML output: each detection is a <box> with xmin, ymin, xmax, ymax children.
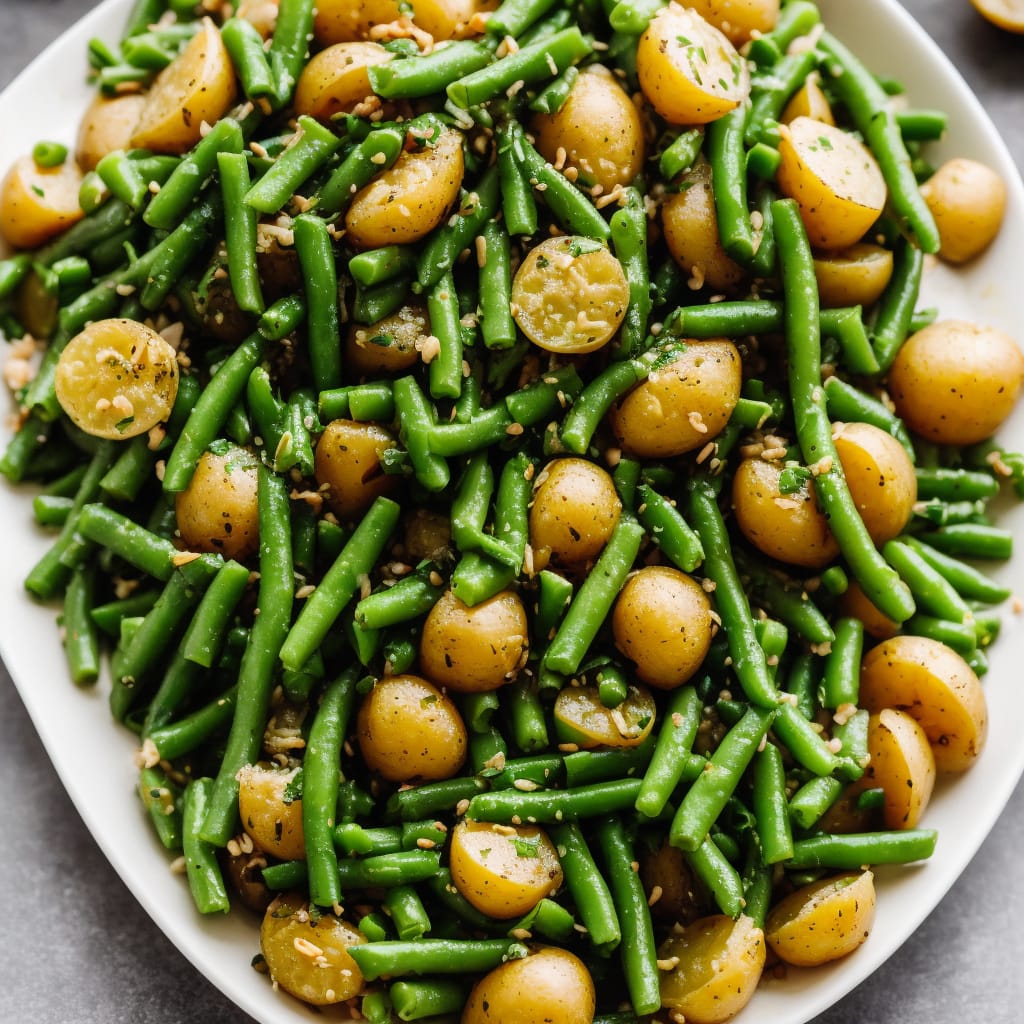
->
<box><xmin>356</xmin><ymin>674</ymin><xmax>468</xmax><ymax>782</ymax></box>
<box><xmin>529</xmin><ymin>458</ymin><xmax>622</xmax><ymax>574</ymax></box>
<box><xmin>887</xmin><ymin>319</ymin><xmax>1024</xmax><ymax>445</ymax></box>
<box><xmin>658</xmin><ymin>915</ymin><xmax>766</xmax><ymax>1024</ymax></box>
<box><xmin>449</xmin><ymin>821</ymin><xmax>563</xmax><ymax>919</ymax></box>
<box><xmin>685</xmin><ymin>0</ymin><xmax>780</xmax><ymax>44</ymax></box>
<box><xmin>419</xmin><ymin>588</ymin><xmax>529</xmax><ymax>693</ymax></box>
<box><xmin>175</xmin><ymin>445</ymin><xmax>261</xmax><ymax>560</ymax></box>
<box><xmin>0</xmin><ymin>154</ymin><xmax>83</xmax><ymax>249</ymax></box>
<box><xmin>921</xmin><ymin>157</ymin><xmax>1006</xmax><ymax>263</ymax></box>
<box><xmin>314</xmin><ymin>418</ymin><xmax>401</xmax><ymax>522</ymax></box>
<box><xmin>832</xmin><ymin>420</ymin><xmax>917</xmax><ymax>545</ymax></box>
<box><xmin>610</xmin><ymin>339</ymin><xmax>741</xmax><ymax>459</ymax></box>
<box><xmin>76</xmin><ymin>93</ymin><xmax>147</xmax><ymax>172</ymax></box>
<box><xmin>859</xmin><ymin>636</ymin><xmax>988</xmax><ymax>773</ymax></box>
<box><xmin>461</xmin><ymin>947</ymin><xmax>595</xmax><ymax>1024</ymax></box>
<box><xmin>531</xmin><ymin>66</ymin><xmax>646</xmax><ymax>193</ymax></box>
<box><xmin>344</xmin><ymin>128</ymin><xmax>464</xmax><ymax>249</ymax></box>
<box><xmin>293</xmin><ymin>42</ymin><xmax>393</xmax><ymax>123</ymax></box>
<box><xmin>859</xmin><ymin>708</ymin><xmax>936</xmax><ymax>830</ymax></box>
<box><xmin>776</xmin><ymin>117</ymin><xmax>887</xmax><ymax>251</ymax></box>
<box><xmin>237</xmin><ymin>764</ymin><xmax>306</xmax><ymax>861</ymax></box>
<box><xmin>731</xmin><ymin>456</ymin><xmax>840</xmax><ymax>569</ymax></box>
<box><xmin>813</xmin><ymin>242</ymin><xmax>893</xmax><ymax>309</ymax></box>
<box><xmin>260</xmin><ymin>894</ymin><xmax>366</xmax><ymax>1006</ymax></box>
<box><xmin>314</xmin><ymin>0</ymin><xmax>474</xmax><ymax>44</ymax></box>
<box><xmin>766</xmin><ymin>872</ymin><xmax>876</xmax><ymax>967</ymax></box>
<box><xmin>612</xmin><ymin>567</ymin><xmax>713</xmax><ymax>690</ymax></box>
<box><xmin>344</xmin><ymin>304</ymin><xmax>428</xmax><ymax>376</ymax></box>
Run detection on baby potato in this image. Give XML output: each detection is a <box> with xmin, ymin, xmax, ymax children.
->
<box><xmin>776</xmin><ymin>117</ymin><xmax>887</xmax><ymax>251</ymax></box>
<box><xmin>314</xmin><ymin>0</ymin><xmax>471</xmax><ymax>44</ymax></box>
<box><xmin>610</xmin><ymin>339</ymin><xmax>742</xmax><ymax>459</ymax></box>
<box><xmin>781</xmin><ymin>72</ymin><xmax>835</xmax><ymax>126</ymax></box>
<box><xmin>859</xmin><ymin>708</ymin><xmax>936</xmax><ymax>830</ymax></box>
<box><xmin>838</xmin><ymin>579</ymin><xmax>899</xmax><ymax>641</ymax></box>
<box><xmin>356</xmin><ymin>673</ymin><xmax>468</xmax><ymax>782</ymax></box>
<box><xmin>765</xmin><ymin>872</ymin><xmax>876</xmax><ymax>967</ymax></box>
<box><xmin>511</xmin><ymin>235</ymin><xmax>629</xmax><ymax>354</ymax></box>
<box><xmin>860</xmin><ymin>636</ymin><xmax>988</xmax><ymax>773</ymax></box>
<box><xmin>293</xmin><ymin>42</ymin><xmax>393</xmax><ymax>123</ymax></box>
<box><xmin>237</xmin><ymin>763</ymin><xmax>305</xmax><ymax>861</ymax></box>
<box><xmin>344</xmin><ymin>128</ymin><xmax>464</xmax><ymax>249</ymax></box>
<box><xmin>344</xmin><ymin>303</ymin><xmax>428</xmax><ymax>376</ymax></box>
<box><xmin>887</xmin><ymin>319</ymin><xmax>1024</xmax><ymax>445</ymax></box>
<box><xmin>661</xmin><ymin>161</ymin><xmax>746</xmax><ymax>293</ymax></box>
<box><xmin>731</xmin><ymin>455</ymin><xmax>840</xmax><ymax>569</ymax></box>
<box><xmin>529</xmin><ymin>457</ymin><xmax>622</xmax><ymax>574</ymax></box>
<box><xmin>260</xmin><ymin>894</ymin><xmax>366</xmax><ymax>1006</ymax></box>
<box><xmin>175</xmin><ymin>444</ymin><xmax>261</xmax><ymax>560</ymax></box>
<box><xmin>640</xmin><ymin>837</ymin><xmax>707</xmax><ymax>924</ymax></box>
<box><xmin>76</xmin><ymin>93</ymin><xmax>147</xmax><ymax>172</ymax></box>
<box><xmin>920</xmin><ymin>157</ymin><xmax>1006</xmax><ymax>263</ymax></box>
<box><xmin>449</xmin><ymin>820</ymin><xmax>563</xmax><ymax>919</ymax></box>
<box><xmin>832</xmin><ymin>420</ymin><xmax>917</xmax><ymax>545</ymax></box>
<box><xmin>813</xmin><ymin>242</ymin><xmax>894</xmax><ymax>309</ymax></box>
<box><xmin>314</xmin><ymin>418</ymin><xmax>401</xmax><ymax>522</ymax></box>
<box><xmin>658</xmin><ymin>915</ymin><xmax>766</xmax><ymax>1024</ymax></box>
<box><xmin>612</xmin><ymin>567</ymin><xmax>714</xmax><ymax>690</ymax></box>
<box><xmin>685</xmin><ymin>0</ymin><xmax>780</xmax><ymax>45</ymax></box>
<box><xmin>236</xmin><ymin>0</ymin><xmax>279</xmax><ymax>37</ymax></box>
<box><xmin>637</xmin><ymin>4</ymin><xmax>750</xmax><ymax>125</ymax></box>
<box><xmin>0</xmin><ymin>153</ymin><xmax>84</xmax><ymax>249</ymax></box>
<box><xmin>553</xmin><ymin>683</ymin><xmax>657</xmax><ymax>748</ymax></box>
<box><xmin>130</xmin><ymin>18</ymin><xmax>237</xmax><ymax>154</ymax></box>
<box><xmin>17</xmin><ymin>268</ymin><xmax>59</xmax><ymax>342</ymax></box>
<box><xmin>54</xmin><ymin>318</ymin><xmax>179</xmax><ymax>440</ymax></box>
<box><xmin>419</xmin><ymin>588</ymin><xmax>528</xmax><ymax>693</ymax></box>
<box><xmin>461</xmin><ymin>947</ymin><xmax>595</xmax><ymax>1024</ymax></box>
<box><xmin>531</xmin><ymin>66</ymin><xmax>646</xmax><ymax>193</ymax></box>
<box><xmin>403</xmin><ymin>507</ymin><xmax>453</xmax><ymax>563</ymax></box>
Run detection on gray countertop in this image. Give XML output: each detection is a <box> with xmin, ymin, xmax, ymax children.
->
<box><xmin>1</xmin><ymin>1</ymin><xmax>1022</xmax><ymax>1022</ymax></box>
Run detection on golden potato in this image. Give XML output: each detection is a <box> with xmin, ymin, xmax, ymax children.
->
<box><xmin>344</xmin><ymin>127</ymin><xmax>464</xmax><ymax>249</ymax></box>
<box><xmin>658</xmin><ymin>915</ymin><xmax>765</xmax><ymax>1024</ymax></box>
<box><xmin>356</xmin><ymin>673</ymin><xmax>468</xmax><ymax>782</ymax></box>
<box><xmin>531</xmin><ymin>66</ymin><xmax>646</xmax><ymax>193</ymax></box>
<box><xmin>260</xmin><ymin>895</ymin><xmax>366</xmax><ymax>1006</ymax></box>
<box><xmin>781</xmin><ymin>72</ymin><xmax>835</xmax><ymax>126</ymax></box>
<box><xmin>76</xmin><ymin>93</ymin><xmax>147</xmax><ymax>172</ymax></box>
<box><xmin>832</xmin><ymin>420</ymin><xmax>917</xmax><ymax>545</ymax></box>
<box><xmin>920</xmin><ymin>157</ymin><xmax>1006</xmax><ymax>263</ymax></box>
<box><xmin>529</xmin><ymin>457</ymin><xmax>622</xmax><ymax>574</ymax></box>
<box><xmin>175</xmin><ymin>444</ymin><xmax>261</xmax><ymax>560</ymax></box>
<box><xmin>776</xmin><ymin>117</ymin><xmax>887</xmax><ymax>251</ymax></box>
<box><xmin>685</xmin><ymin>0</ymin><xmax>780</xmax><ymax>45</ymax></box>
<box><xmin>640</xmin><ymin>837</ymin><xmax>706</xmax><ymax>924</ymax></box>
<box><xmin>661</xmin><ymin>161</ymin><xmax>746</xmax><ymax>292</ymax></box>
<box><xmin>969</xmin><ymin>0</ymin><xmax>1024</xmax><ymax>33</ymax></box>
<box><xmin>237</xmin><ymin>763</ymin><xmax>305</xmax><ymax>861</ymax></box>
<box><xmin>511</xmin><ymin>236</ymin><xmax>629</xmax><ymax>355</ymax></box>
<box><xmin>858</xmin><ymin>708</ymin><xmax>936</xmax><ymax>830</ymax></box>
<box><xmin>553</xmin><ymin>683</ymin><xmax>657</xmax><ymax>748</ymax></box>
<box><xmin>314</xmin><ymin>0</ymin><xmax>473</xmax><ymax>44</ymax></box>
<box><xmin>293</xmin><ymin>42</ymin><xmax>393</xmax><ymax>123</ymax></box>
<box><xmin>314</xmin><ymin>418</ymin><xmax>401</xmax><ymax>522</ymax></box>
<box><xmin>838</xmin><ymin>580</ymin><xmax>900</xmax><ymax>641</ymax></box>
<box><xmin>419</xmin><ymin>588</ymin><xmax>528</xmax><ymax>693</ymax></box>
<box><xmin>731</xmin><ymin>455</ymin><xmax>840</xmax><ymax>569</ymax></box>
<box><xmin>887</xmin><ymin>319</ymin><xmax>1024</xmax><ymax>445</ymax></box>
<box><xmin>55</xmin><ymin>318</ymin><xmax>179</xmax><ymax>440</ymax></box>
<box><xmin>236</xmin><ymin>0</ymin><xmax>279</xmax><ymax>37</ymax></box>
<box><xmin>0</xmin><ymin>153</ymin><xmax>84</xmax><ymax>249</ymax></box>
<box><xmin>462</xmin><ymin>947</ymin><xmax>595</xmax><ymax>1024</ymax></box>
<box><xmin>16</xmin><ymin>268</ymin><xmax>58</xmax><ymax>339</ymax></box>
<box><xmin>344</xmin><ymin>303</ymin><xmax>428</xmax><ymax>376</ymax></box>
<box><xmin>813</xmin><ymin>242</ymin><xmax>894</xmax><ymax>309</ymax></box>
<box><xmin>766</xmin><ymin>872</ymin><xmax>876</xmax><ymax>967</ymax></box>
<box><xmin>860</xmin><ymin>636</ymin><xmax>988</xmax><ymax>773</ymax></box>
<box><xmin>610</xmin><ymin>339</ymin><xmax>742</xmax><ymax>459</ymax></box>
<box><xmin>637</xmin><ymin>4</ymin><xmax>750</xmax><ymax>125</ymax></box>
<box><xmin>612</xmin><ymin>567</ymin><xmax>714</xmax><ymax>689</ymax></box>
<box><xmin>449</xmin><ymin>820</ymin><xmax>563</xmax><ymax>919</ymax></box>
<box><xmin>130</xmin><ymin>18</ymin><xmax>237</xmax><ymax>154</ymax></box>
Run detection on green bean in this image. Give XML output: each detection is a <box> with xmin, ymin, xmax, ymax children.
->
<box><xmin>789</xmin><ymin>830</ymin><xmax>939</xmax><ymax>869</ymax></box>
<box><xmin>467</xmin><ymin>778</ymin><xmax>642</xmax><ymax>824</ymax></box>
<box><xmin>391</xmin><ymin>375</ymin><xmax>449</xmax><ymax>492</ymax></box>
<box><xmin>529</xmin><ymin>64</ymin><xmax>580</xmax><ymax>115</ymax></box>
<box><xmin>882</xmin><ymin>538</ymin><xmax>973</xmax><ymax>623</ymax></box>
<box><xmin>923</xmin><ymin>523</ymin><xmax>1013</xmax><ymax>561</ymax></box>
<box><xmin>822</xmin><ymin>374</ymin><xmax>916</xmax><ymax>465</ymax></box>
<box><xmin>217</xmin><ymin>151</ymin><xmax>264</xmax><ymax>315</ymax></box>
<box><xmin>708</xmin><ymin>102</ymin><xmax>755</xmax><ymax>264</ymax></box>
<box><xmin>62</xmin><ymin>564</ymin><xmax>100</xmax><ymax>686</ymax></box>
<box><xmin>751</xmin><ymin>741</ymin><xmax>794</xmax><ymax>865</ymax></box>
<box><xmin>147</xmin><ymin>685</ymin><xmax>239</xmax><ymax>761</ymax></box>
<box><xmin>689</xmin><ymin>476</ymin><xmax>781</xmax><ymax>708</ymax></box>
<box><xmin>818</xmin><ymin>32</ymin><xmax>940</xmax><ymax>253</ymax></box>
<box><xmin>820</xmin><ymin>616</ymin><xmax>864</xmax><ymax>708</ymax></box>
<box><xmin>369</xmin><ymin>41</ymin><xmax>493</xmax><ymax>99</ymax></box>
<box><xmin>314</xmin><ymin>127</ymin><xmax>404</xmax><ymax>216</ymax></box>
<box><xmin>426</xmin><ymin>270</ymin><xmax>465</xmax><ymax>400</ymax></box>
<box><xmin>772</xmin><ymin>197</ymin><xmax>915</xmax><ymax>623</ymax></box>
<box><xmin>684</xmin><ymin>834</ymin><xmax>747</xmax><ymax>918</ymax></box>
<box><xmin>747</xmin><ymin>49</ymin><xmax>817</xmax><ymax>147</ymax></box>
<box><xmin>772</xmin><ymin>701</ymin><xmax>843</xmax><ymax>778</ymax></box>
<box><xmin>635</xmin><ymin>684</ymin><xmax>702</xmax><ymax>818</ymax></box>
<box><xmin>478</xmin><ymin>220</ymin><xmax>517</xmax><ymax>350</ymax></box>
<box><xmin>389</xmin><ymin>979</ymin><xmax>468</xmax><ymax>1021</ymax></box>
<box><xmin>267</xmin><ymin>0</ymin><xmax>317</xmax><ymax>106</ymax></box>
<box><xmin>138</xmin><ymin>764</ymin><xmax>182</xmax><ymax>851</ymax></box>
<box><xmin>32</xmin><ymin>494</ymin><xmax>73</xmax><ymax>527</ymax></box>
<box><xmin>737</xmin><ymin>551</ymin><xmax>835</xmax><ymax>646</ymax></box>
<box><xmin>200</xmin><ymin>466</ymin><xmax>293</xmax><ymax>845</ymax></box>
<box><xmin>221</xmin><ymin>17</ymin><xmax>276</xmax><ymax>102</ymax></box>
<box><xmin>559</xmin><ymin>358</ymin><xmax>648</xmax><ymax>455</ymax></box>
<box><xmin>562</xmin><ymin>737</ymin><xmax>661</xmax><ymax>789</ymax></box>
<box><xmin>496</xmin><ymin>125</ymin><xmax>538</xmax><ymax>236</ymax></box>
<box><xmin>349</xmin><ymin>245</ymin><xmax>416</xmax><ymax>288</ymax></box>
<box><xmin>355</xmin><ymin>566</ymin><xmax>446</xmax><ymax>631</ymax></box>
<box><xmin>293</xmin><ymin>212</ymin><xmax>343</xmax><ymax>392</ymax></box>
<box><xmin>505</xmin><ymin>678</ymin><xmax>549</xmax><ymax>753</ymax></box>
<box><xmin>349</xmin><ymin>939</ymin><xmax>528</xmax><ymax>981</ymax></box>
<box><xmin>259</xmin><ymin>294</ymin><xmax>306</xmax><ymax>340</ymax></box>
<box><xmin>182</xmin><ymin>778</ymin><xmax>230</xmax><ymax>914</ymax></box>
<box><xmin>788</xmin><ymin>775</ymin><xmax>845</xmax><ymax>830</ymax></box>
<box><xmin>901</xmin><ymin>535</ymin><xmax>1010</xmax><ymax>604</ymax></box>
<box><xmin>748</xmin><ymin>1</ymin><xmax>820</xmax><ymax>66</ymax></box>
<box><xmin>870</xmin><ymin>236</ymin><xmax>925</xmax><ymax>373</ymax></box>
<box><xmin>548</xmin><ymin>823</ymin><xmax>620</xmax><ymax>949</ymax></box>
<box><xmin>488</xmin><ymin>0</ymin><xmax>560</xmax><ymax>36</ymax></box>
<box><xmin>95</xmin><ymin>150</ymin><xmax>149</xmax><ymax>210</ymax></box>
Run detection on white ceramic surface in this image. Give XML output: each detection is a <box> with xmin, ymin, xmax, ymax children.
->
<box><xmin>1</xmin><ymin>2</ymin><xmax>1021</xmax><ymax>1022</ymax></box>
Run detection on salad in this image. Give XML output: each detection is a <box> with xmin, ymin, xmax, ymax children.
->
<box><xmin>1</xmin><ymin>0</ymin><xmax>1023</xmax><ymax>1022</ymax></box>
